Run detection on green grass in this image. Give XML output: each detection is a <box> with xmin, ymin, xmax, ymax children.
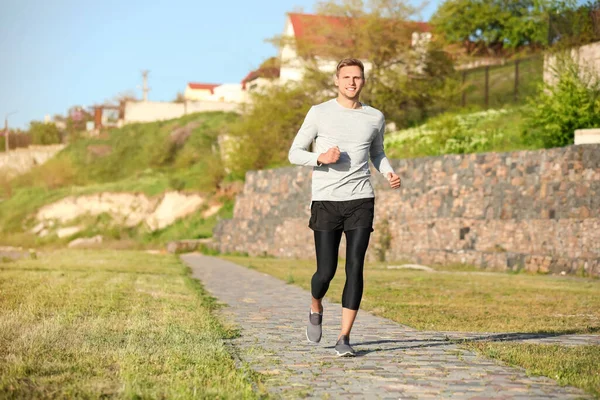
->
<box><xmin>384</xmin><ymin>107</ymin><xmax>541</xmax><ymax>159</ymax></box>
<box><xmin>463</xmin><ymin>343</ymin><xmax>600</xmax><ymax>398</ymax></box>
<box><xmin>0</xmin><ymin>249</ymin><xmax>265</xmax><ymax>398</ymax></box>
<box><xmin>6</xmin><ymin>111</ymin><xmax>237</xmax><ymax>194</ymax></box>
<box><xmin>222</xmin><ymin>256</ymin><xmax>600</xmax><ymax>333</ymax></box>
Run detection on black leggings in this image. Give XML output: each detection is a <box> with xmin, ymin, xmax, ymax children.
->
<box><xmin>311</xmin><ymin>228</ymin><xmax>372</xmax><ymax>310</ymax></box>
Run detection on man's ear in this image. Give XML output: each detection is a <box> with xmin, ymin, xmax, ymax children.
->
<box><xmin>333</xmin><ymin>73</ymin><xmax>339</xmax><ymax>86</ymax></box>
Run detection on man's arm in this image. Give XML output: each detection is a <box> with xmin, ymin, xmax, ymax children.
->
<box><xmin>288</xmin><ymin>107</ymin><xmax>321</xmax><ymax>166</ymax></box>
<box><xmin>370</xmin><ymin>120</ymin><xmax>394</xmax><ymax>175</ymax></box>
<box><xmin>370</xmin><ymin>119</ymin><xmax>401</xmax><ymax>189</ymax></box>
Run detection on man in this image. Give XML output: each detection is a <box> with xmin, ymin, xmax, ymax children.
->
<box><xmin>288</xmin><ymin>58</ymin><xmax>401</xmax><ymax>357</ymax></box>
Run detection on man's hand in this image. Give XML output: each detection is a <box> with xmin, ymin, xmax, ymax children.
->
<box><xmin>318</xmin><ymin>146</ymin><xmax>341</xmax><ymax>165</ymax></box>
<box><xmin>387</xmin><ymin>172</ymin><xmax>401</xmax><ymax>189</ymax></box>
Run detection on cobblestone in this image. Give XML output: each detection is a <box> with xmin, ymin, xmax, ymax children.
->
<box><xmin>182</xmin><ymin>254</ymin><xmax>596</xmax><ymax>399</ymax></box>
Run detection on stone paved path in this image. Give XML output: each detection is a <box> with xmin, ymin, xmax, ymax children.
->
<box><xmin>182</xmin><ymin>254</ymin><xmax>597</xmax><ymax>399</ymax></box>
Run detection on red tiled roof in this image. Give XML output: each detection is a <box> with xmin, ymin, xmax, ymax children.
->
<box><xmin>187</xmin><ymin>83</ymin><xmax>220</xmax><ymax>94</ymax></box>
<box><xmin>288</xmin><ymin>13</ymin><xmax>350</xmax><ymax>40</ymax></box>
<box><xmin>288</xmin><ymin>12</ymin><xmax>431</xmax><ymax>36</ymax></box>
<box><xmin>241</xmin><ymin>67</ymin><xmax>280</xmax><ymax>90</ymax></box>
<box><xmin>287</xmin><ymin>12</ymin><xmax>431</xmax><ymax>53</ymax></box>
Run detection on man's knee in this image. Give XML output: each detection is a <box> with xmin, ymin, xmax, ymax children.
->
<box><xmin>314</xmin><ymin>270</ymin><xmax>335</xmax><ymax>284</ymax></box>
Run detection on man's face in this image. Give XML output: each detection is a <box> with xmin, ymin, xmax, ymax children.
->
<box><xmin>334</xmin><ymin>65</ymin><xmax>364</xmax><ymax>100</ymax></box>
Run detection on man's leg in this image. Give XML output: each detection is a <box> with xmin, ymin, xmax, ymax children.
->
<box><xmin>306</xmin><ymin>229</ymin><xmax>343</xmax><ymax>343</ymax></box>
<box><xmin>311</xmin><ymin>229</ymin><xmax>343</xmax><ymax>312</ymax></box>
<box><xmin>339</xmin><ymin>227</ymin><xmax>371</xmax><ymax>339</ymax></box>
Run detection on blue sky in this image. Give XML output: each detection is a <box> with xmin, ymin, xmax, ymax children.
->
<box><xmin>1</xmin><ymin>0</ymin><xmax>440</xmax><ymax>129</ymax></box>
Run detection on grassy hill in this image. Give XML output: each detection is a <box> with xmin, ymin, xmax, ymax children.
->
<box><xmin>0</xmin><ymin>111</ymin><xmax>239</xmax><ymax>249</ymax></box>
<box><xmin>384</xmin><ymin>106</ymin><xmax>542</xmax><ymax>159</ymax></box>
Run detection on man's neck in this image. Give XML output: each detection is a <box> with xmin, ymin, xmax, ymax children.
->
<box><xmin>336</xmin><ymin>96</ymin><xmax>361</xmax><ymax>109</ymax></box>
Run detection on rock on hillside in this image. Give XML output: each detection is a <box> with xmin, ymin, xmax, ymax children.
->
<box><xmin>33</xmin><ymin>191</ymin><xmax>213</xmax><ymax>235</ymax></box>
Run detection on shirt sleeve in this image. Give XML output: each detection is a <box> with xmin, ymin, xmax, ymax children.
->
<box><xmin>288</xmin><ymin>107</ymin><xmax>321</xmax><ymax>167</ymax></box>
<box><xmin>370</xmin><ymin>118</ymin><xmax>394</xmax><ymax>175</ymax></box>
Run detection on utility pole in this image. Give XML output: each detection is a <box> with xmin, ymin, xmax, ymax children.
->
<box><xmin>4</xmin><ymin>111</ymin><xmax>18</xmax><ymax>153</ymax></box>
<box><xmin>141</xmin><ymin>70</ymin><xmax>150</xmax><ymax>101</ymax></box>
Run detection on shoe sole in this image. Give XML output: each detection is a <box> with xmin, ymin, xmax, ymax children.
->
<box><xmin>335</xmin><ymin>349</ymin><xmax>356</xmax><ymax>357</ymax></box>
<box><xmin>305</xmin><ymin>327</ymin><xmax>321</xmax><ymax>344</ymax></box>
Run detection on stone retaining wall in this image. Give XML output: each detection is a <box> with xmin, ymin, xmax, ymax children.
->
<box><xmin>0</xmin><ymin>145</ymin><xmax>65</xmax><ymax>178</ymax></box>
<box><xmin>214</xmin><ymin>144</ymin><xmax>600</xmax><ymax>277</ymax></box>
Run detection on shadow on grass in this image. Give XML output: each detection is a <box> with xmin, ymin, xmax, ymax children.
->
<box><xmin>343</xmin><ymin>328</ymin><xmax>600</xmax><ymax>356</ymax></box>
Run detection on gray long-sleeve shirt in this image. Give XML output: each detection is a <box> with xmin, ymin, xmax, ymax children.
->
<box><xmin>288</xmin><ymin>98</ymin><xmax>394</xmax><ymax>201</ymax></box>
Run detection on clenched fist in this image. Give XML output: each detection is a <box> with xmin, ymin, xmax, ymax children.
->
<box><xmin>387</xmin><ymin>172</ymin><xmax>401</xmax><ymax>189</ymax></box>
<box><xmin>318</xmin><ymin>146</ymin><xmax>341</xmax><ymax>165</ymax></box>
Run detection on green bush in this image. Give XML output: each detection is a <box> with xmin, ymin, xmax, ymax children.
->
<box><xmin>29</xmin><ymin>122</ymin><xmax>61</xmax><ymax>145</ymax></box>
<box><xmin>524</xmin><ymin>53</ymin><xmax>600</xmax><ymax>148</ymax></box>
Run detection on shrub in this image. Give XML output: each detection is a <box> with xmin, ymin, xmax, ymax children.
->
<box><xmin>28</xmin><ymin>158</ymin><xmax>78</xmax><ymax>189</ymax></box>
<box><xmin>29</xmin><ymin>121</ymin><xmax>62</xmax><ymax>145</ymax></box>
<box><xmin>524</xmin><ymin>53</ymin><xmax>600</xmax><ymax>148</ymax></box>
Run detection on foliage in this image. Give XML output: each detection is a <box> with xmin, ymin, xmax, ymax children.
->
<box><xmin>523</xmin><ymin>53</ymin><xmax>600</xmax><ymax>148</ymax></box>
<box><xmin>548</xmin><ymin>1</ymin><xmax>600</xmax><ymax>48</ymax></box>
<box><xmin>430</xmin><ymin>0</ymin><xmax>574</xmax><ymax>56</ymax></box>
<box><xmin>384</xmin><ymin>107</ymin><xmax>536</xmax><ymax>158</ymax></box>
<box><xmin>29</xmin><ymin>121</ymin><xmax>62</xmax><ymax>145</ymax></box>
<box><xmin>173</xmin><ymin>92</ymin><xmax>186</xmax><ymax>103</ymax></box>
<box><xmin>366</xmin><ymin>45</ymin><xmax>462</xmax><ymax>127</ymax></box>
<box><xmin>226</xmin><ymin>83</ymin><xmax>328</xmax><ymax>177</ymax></box>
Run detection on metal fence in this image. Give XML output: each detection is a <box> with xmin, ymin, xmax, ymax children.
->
<box><xmin>459</xmin><ymin>55</ymin><xmax>544</xmax><ymax>109</ymax></box>
<box><xmin>1</xmin><ymin>133</ymin><xmax>32</xmax><ymax>151</ymax></box>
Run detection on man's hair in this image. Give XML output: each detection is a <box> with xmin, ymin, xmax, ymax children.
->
<box><xmin>335</xmin><ymin>58</ymin><xmax>364</xmax><ymax>77</ymax></box>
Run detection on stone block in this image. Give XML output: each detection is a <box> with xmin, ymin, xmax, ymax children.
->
<box><xmin>575</xmin><ymin>129</ymin><xmax>600</xmax><ymax>145</ymax></box>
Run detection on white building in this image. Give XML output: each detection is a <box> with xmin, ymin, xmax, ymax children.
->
<box><xmin>184</xmin><ymin>82</ymin><xmax>246</xmax><ymax>104</ymax></box>
<box><xmin>213</xmin><ymin>83</ymin><xmax>245</xmax><ymax>103</ymax></box>
<box><xmin>184</xmin><ymin>83</ymin><xmax>220</xmax><ymax>101</ymax></box>
<box><xmin>278</xmin><ymin>12</ymin><xmax>432</xmax><ymax>83</ymax></box>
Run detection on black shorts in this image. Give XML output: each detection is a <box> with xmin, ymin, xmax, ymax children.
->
<box><xmin>309</xmin><ymin>198</ymin><xmax>375</xmax><ymax>232</ymax></box>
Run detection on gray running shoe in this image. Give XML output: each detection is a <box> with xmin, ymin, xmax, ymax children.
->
<box><xmin>334</xmin><ymin>335</ymin><xmax>356</xmax><ymax>357</ymax></box>
<box><xmin>306</xmin><ymin>310</ymin><xmax>322</xmax><ymax>343</ymax></box>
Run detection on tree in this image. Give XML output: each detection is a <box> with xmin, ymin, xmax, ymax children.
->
<box><xmin>29</xmin><ymin>121</ymin><xmax>62</xmax><ymax>145</ymax></box>
<box><xmin>548</xmin><ymin>1</ymin><xmax>600</xmax><ymax>48</ymax></box>
<box><xmin>524</xmin><ymin>53</ymin><xmax>600</xmax><ymax>148</ymax></box>
<box><xmin>173</xmin><ymin>92</ymin><xmax>186</xmax><ymax>103</ymax></box>
<box><xmin>270</xmin><ymin>0</ymin><xmax>459</xmax><ymax>127</ymax></box>
<box><xmin>430</xmin><ymin>0</ymin><xmax>575</xmax><ymax>57</ymax></box>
